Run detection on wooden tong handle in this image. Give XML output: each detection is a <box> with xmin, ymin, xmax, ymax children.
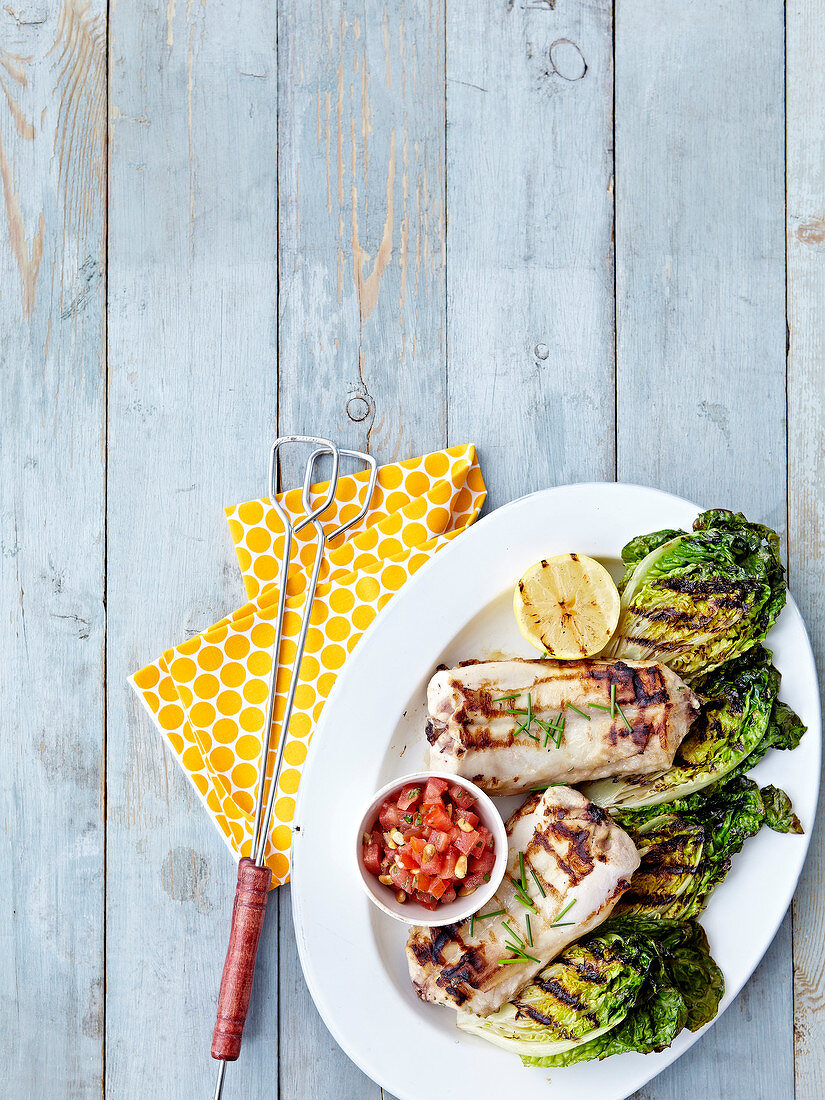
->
<box><xmin>211</xmin><ymin>857</ymin><xmax>272</xmax><ymax>1061</ymax></box>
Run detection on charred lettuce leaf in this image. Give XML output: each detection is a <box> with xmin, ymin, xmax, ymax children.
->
<box><xmin>581</xmin><ymin>646</ymin><xmax>783</xmax><ymax>810</ymax></box>
<box><xmin>725</xmin><ymin>699</ymin><xmax>807</xmax><ymax>782</ymax></box>
<box><xmin>612</xmin><ymin>774</ymin><xmax>800</xmax><ymax>920</ymax></box>
<box><xmin>455</xmin><ymin>927</ymin><xmax>652</xmax><ymax>1057</ymax></box>
<box><xmin>605</xmin><ymin>509</ymin><xmax>786</xmax><ymax>680</ymax></box>
<box><xmin>458</xmin><ymin>918</ymin><xmax>724</xmax><ymax>1067</ymax></box>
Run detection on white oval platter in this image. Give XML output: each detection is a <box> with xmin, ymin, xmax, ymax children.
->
<box><xmin>291</xmin><ymin>483</ymin><xmax>820</xmax><ymax>1100</ymax></box>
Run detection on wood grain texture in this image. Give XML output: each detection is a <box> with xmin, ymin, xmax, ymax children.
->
<box><xmin>276</xmin><ymin>0</ymin><xmax>447</xmax><ymax>489</ymax></box>
<box><xmin>2</xmin><ymin>0</ymin><xmax>817</xmax><ymax>1096</ymax></box>
<box><xmin>614</xmin><ymin>3</ymin><xmax>791</xmax><ymax>1098</ymax></box>
<box><xmin>0</xmin><ymin>3</ymin><xmax>106</xmax><ymax>1095</ymax></box>
<box><xmin>276</xmin><ymin>4</ymin><xmax>446</xmax><ymax>1096</ymax></box>
<box><xmin>446</xmin><ymin>0</ymin><xmax>615</xmax><ymax>508</ymax></box>
<box><xmin>787</xmin><ymin>1</ymin><xmax>825</xmax><ymax>1095</ymax></box>
<box><xmin>105</xmin><ymin>1</ymin><xmax>279</xmax><ymax>1095</ymax></box>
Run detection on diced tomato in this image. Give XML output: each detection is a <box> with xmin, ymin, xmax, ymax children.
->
<box><xmin>423</xmin><ymin>776</ymin><xmax>449</xmax><ymax>804</ymax></box>
<box><xmin>397</xmin><ymin>784</ymin><xmax>423</xmax><ymax>812</ymax></box>
<box><xmin>396</xmin><ymin>845</ymin><xmax>420</xmax><ymax>870</ymax></box>
<box><xmin>419</xmin><ymin>850</ymin><xmax>445</xmax><ymax>876</ymax></box>
<box><xmin>409</xmin><ymin>836</ymin><xmax>428</xmax><ymax>861</ymax></box>
<box><xmin>429</xmin><ymin>829</ymin><xmax>451</xmax><ymax>853</ymax></box>
<box><xmin>415</xmin><ymin>892</ymin><xmax>439</xmax><ymax>911</ymax></box>
<box><xmin>453</xmin><ymin>829</ymin><xmax>481</xmax><ymax>856</ymax></box>
<box><xmin>461</xmin><ymin>872</ymin><xmax>487</xmax><ymax>890</ymax></box>
<box><xmin>362</xmin><ymin>839</ymin><xmax>382</xmax><ymax>876</ymax></box>
<box><xmin>416</xmin><ymin>871</ymin><xmax>434</xmax><ymax>893</ymax></box>
<box><xmin>378</xmin><ymin>801</ymin><xmax>401</xmax><ymax>830</ymax></box>
<box><xmin>364</xmin><ymin>777</ymin><xmax>495</xmax><ymax>912</ymax></box>
<box><xmin>457</xmin><ymin>809</ymin><xmax>479</xmax><ymax>829</ymax></box>
<box><xmin>449</xmin><ymin>784</ymin><xmax>476</xmax><ymax>810</ymax></box>
<box><xmin>423</xmin><ymin>802</ymin><xmax>453</xmax><ymax>832</ymax></box>
<box><xmin>400</xmin><ymin>813</ymin><xmax>428</xmax><ymax>837</ymax></box>
<box><xmin>429</xmin><ymin>877</ymin><xmax>447</xmax><ymax>900</ymax></box>
<box><xmin>442</xmin><ymin>848</ymin><xmax>461</xmax><ymax>879</ymax></box>
<box><xmin>469</xmin><ymin>849</ymin><xmax>495</xmax><ymax>878</ymax></box>
<box><xmin>389</xmin><ymin>863</ymin><xmax>415</xmax><ymax>893</ymax></box>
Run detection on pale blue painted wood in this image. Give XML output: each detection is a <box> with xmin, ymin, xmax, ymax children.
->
<box><xmin>106</xmin><ymin>2</ymin><xmax>280</xmax><ymax>1096</ymax></box>
<box><xmin>276</xmin><ymin>0</ymin><xmax>448</xmax><ymax>491</ymax></box>
<box><xmin>275</xmin><ymin>4</ymin><xmax>447</xmax><ymax>1097</ymax></box>
<box><xmin>2</xmin><ymin>0</ymin><xmax>816</xmax><ymax>1097</ymax></box>
<box><xmin>787</xmin><ymin>1</ymin><xmax>825</xmax><ymax>1094</ymax></box>
<box><xmin>446</xmin><ymin>0</ymin><xmax>616</xmax><ymax>505</ymax></box>
<box><xmin>614</xmin><ymin>3</ymin><xmax>791</xmax><ymax>1098</ymax></box>
<box><xmin>0</xmin><ymin>3</ymin><xmax>107</xmax><ymax>1095</ymax></box>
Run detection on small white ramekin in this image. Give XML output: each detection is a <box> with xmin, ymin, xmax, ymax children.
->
<box><xmin>354</xmin><ymin>770</ymin><xmax>508</xmax><ymax>927</ymax></box>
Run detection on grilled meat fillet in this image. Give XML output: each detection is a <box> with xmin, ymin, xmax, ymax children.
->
<box><xmin>406</xmin><ymin>786</ymin><xmax>639</xmax><ymax>1016</ymax></box>
<box><xmin>426</xmin><ymin>658</ymin><xmax>699</xmax><ymax>795</ymax></box>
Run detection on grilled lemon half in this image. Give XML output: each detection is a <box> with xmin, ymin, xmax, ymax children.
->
<box><xmin>514</xmin><ymin>553</ymin><xmax>620</xmax><ymax>659</ymax></box>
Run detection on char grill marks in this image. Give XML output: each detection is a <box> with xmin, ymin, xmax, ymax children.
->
<box><xmin>405</xmin><ymin>787</ymin><xmax>640</xmax><ymax>1017</ymax></box>
<box><xmin>426</xmin><ymin>658</ymin><xmax>698</xmax><ymax>795</ymax></box>
<box><xmin>446</xmin><ymin>660</ymin><xmax>673</xmax><ymax>752</ymax></box>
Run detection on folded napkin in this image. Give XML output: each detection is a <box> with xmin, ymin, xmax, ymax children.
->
<box><xmin>130</xmin><ymin>444</ymin><xmax>486</xmax><ymax>886</ymax></box>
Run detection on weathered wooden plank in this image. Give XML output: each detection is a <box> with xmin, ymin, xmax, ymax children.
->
<box><xmin>787</xmin><ymin>1</ymin><xmax>825</xmax><ymax>1095</ymax></box>
<box><xmin>276</xmin><ymin>0</ymin><xmax>447</xmax><ymax>488</ymax></box>
<box><xmin>106</xmin><ymin>2</ymin><xmax>280</xmax><ymax>1095</ymax></box>
<box><xmin>0</xmin><ymin>3</ymin><xmax>106</xmax><ymax>1095</ymax></box>
<box><xmin>446</xmin><ymin>0</ymin><xmax>615</xmax><ymax>508</ymax></box>
<box><xmin>614</xmin><ymin>3</ymin><xmax>790</xmax><ymax>1097</ymax></box>
<box><xmin>276</xmin><ymin>3</ymin><xmax>447</xmax><ymax>1096</ymax></box>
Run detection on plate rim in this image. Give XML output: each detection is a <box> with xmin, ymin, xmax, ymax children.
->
<box><xmin>291</xmin><ymin>481</ymin><xmax>821</xmax><ymax>1100</ymax></box>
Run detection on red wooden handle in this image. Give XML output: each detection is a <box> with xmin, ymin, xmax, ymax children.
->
<box><xmin>211</xmin><ymin>857</ymin><xmax>272</xmax><ymax>1061</ymax></box>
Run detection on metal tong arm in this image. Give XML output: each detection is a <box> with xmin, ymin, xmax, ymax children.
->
<box><xmin>211</xmin><ymin>438</ymin><xmax>377</xmax><ymax>1093</ymax></box>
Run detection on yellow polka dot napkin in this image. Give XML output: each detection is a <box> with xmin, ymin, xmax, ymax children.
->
<box><xmin>130</xmin><ymin>444</ymin><xmax>486</xmax><ymax>886</ymax></box>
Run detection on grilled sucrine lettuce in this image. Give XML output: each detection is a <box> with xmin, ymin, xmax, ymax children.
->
<box><xmin>580</xmin><ymin>646</ymin><xmax>805</xmax><ymax>811</ymax></box>
<box><xmin>613</xmin><ymin>774</ymin><xmax>802</xmax><ymax>922</ymax></box>
<box><xmin>457</xmin><ymin>918</ymin><xmax>723</xmax><ymax>1067</ymax></box>
<box><xmin>605</xmin><ymin>509</ymin><xmax>786</xmax><ymax>681</ymax></box>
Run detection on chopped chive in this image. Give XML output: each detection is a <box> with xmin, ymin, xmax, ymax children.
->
<box><xmin>525</xmin><ymin>913</ymin><xmax>533</xmax><ymax>947</ymax></box>
<box><xmin>589</xmin><ymin>703</ymin><xmax>612</xmax><ymax>711</ymax></box>
<box><xmin>519</xmin><ymin>852</ymin><xmax>527</xmax><ymax>893</ymax></box>
<box><xmin>477</xmin><ymin>908</ymin><xmax>504</xmax><ymax>920</ymax></box>
<box><xmin>501</xmin><ymin>919</ymin><xmax>524</xmax><ymax>947</ymax></box>
<box><xmin>501</xmin><ymin>949</ymin><xmax>540</xmax><ymax>965</ymax></box>
<box><xmin>610</xmin><ymin>683</ymin><xmax>616</xmax><ymax>719</ymax></box>
<box><xmin>551</xmin><ymin>899</ymin><xmax>576</xmax><ymax>926</ymax></box>
<box><xmin>616</xmin><ymin>702</ymin><xmax>633</xmax><ymax>732</ymax></box>
<box><xmin>530</xmin><ymin>783</ymin><xmax>565</xmax><ymax>791</ymax></box>
<box><xmin>493</xmin><ymin>692</ymin><xmax>522</xmax><ymax>702</ymax></box>
<box><xmin>567</xmin><ymin>703</ymin><xmax>591</xmax><ymax>721</ymax></box>
<box><xmin>529</xmin><ymin>865</ymin><xmax>546</xmax><ymax>898</ymax></box>
<box><xmin>503</xmin><ymin>708</ymin><xmax>529</xmax><ymax>716</ymax></box>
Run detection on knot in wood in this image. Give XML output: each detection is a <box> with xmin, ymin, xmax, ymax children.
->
<box><xmin>346</xmin><ymin>395</ymin><xmax>372</xmax><ymax>423</ymax></box>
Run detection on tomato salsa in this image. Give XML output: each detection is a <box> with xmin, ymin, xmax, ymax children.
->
<box><xmin>361</xmin><ymin>777</ymin><xmax>496</xmax><ymax>910</ymax></box>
